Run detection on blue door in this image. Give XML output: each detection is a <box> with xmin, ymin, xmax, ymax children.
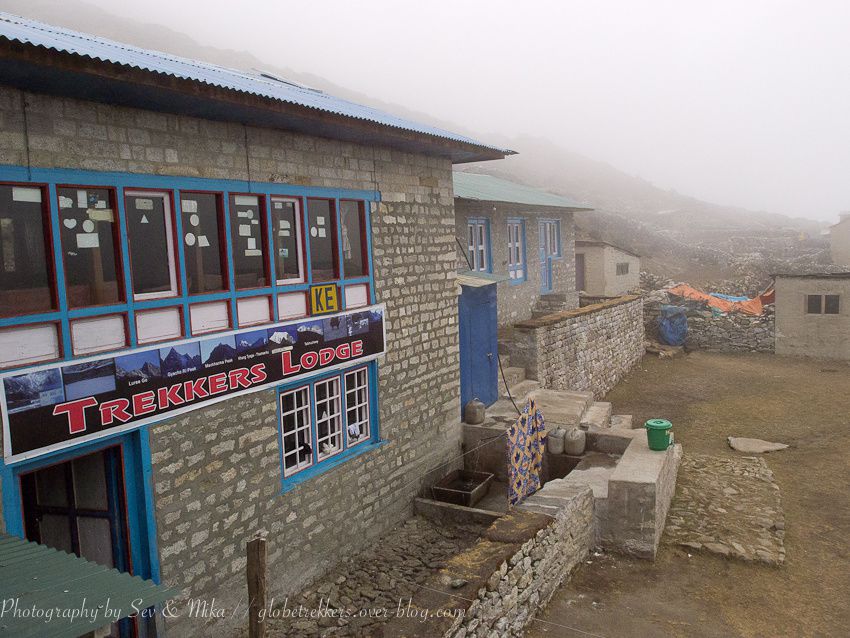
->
<box><xmin>458</xmin><ymin>283</ymin><xmax>498</xmax><ymax>413</ymax></box>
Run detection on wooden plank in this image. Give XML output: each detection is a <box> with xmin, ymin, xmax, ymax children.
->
<box><xmin>246</xmin><ymin>534</ymin><xmax>267</xmax><ymax>638</ymax></box>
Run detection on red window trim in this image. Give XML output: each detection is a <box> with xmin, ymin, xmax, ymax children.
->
<box><xmin>269</xmin><ymin>194</ymin><xmax>307</xmax><ymax>285</ymax></box>
<box><xmin>228</xmin><ymin>192</ymin><xmax>271</xmax><ymax>291</ymax></box>
<box><xmin>178</xmin><ymin>189</ymin><xmax>230</xmax><ymax>296</ymax></box>
<box><xmin>123</xmin><ymin>189</ymin><xmax>182</xmax><ymax>301</ymax></box>
<box><xmin>55</xmin><ymin>184</ymin><xmax>126</xmax><ymax>311</ymax></box>
<box><xmin>0</xmin><ymin>182</ymin><xmax>58</xmax><ymax>318</ymax></box>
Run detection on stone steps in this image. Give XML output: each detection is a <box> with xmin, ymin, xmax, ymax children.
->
<box><xmin>502</xmin><ymin>379</ymin><xmax>540</xmax><ymax>400</ymax></box>
<box><xmin>500</xmin><ymin>365</ymin><xmax>526</xmax><ymax>389</ymax></box>
<box><xmin>610</xmin><ymin>414</ymin><xmax>635</xmax><ymax>430</ymax></box>
<box><xmin>580</xmin><ymin>401</ymin><xmax>613</xmax><ymax>430</ymax></box>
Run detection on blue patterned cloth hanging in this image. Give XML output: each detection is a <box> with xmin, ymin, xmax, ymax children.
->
<box><xmin>507</xmin><ymin>398</ymin><xmax>545</xmax><ymax>506</ymax></box>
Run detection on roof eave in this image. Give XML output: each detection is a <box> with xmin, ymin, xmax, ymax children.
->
<box><xmin>455</xmin><ymin>196</ymin><xmax>593</xmax><ymax>213</ymax></box>
<box><xmin>0</xmin><ymin>39</ymin><xmax>511</xmax><ymax>164</ymax></box>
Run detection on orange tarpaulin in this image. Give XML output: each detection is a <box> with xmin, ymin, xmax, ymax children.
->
<box><xmin>667</xmin><ymin>284</ymin><xmax>773</xmax><ymax>316</ymax></box>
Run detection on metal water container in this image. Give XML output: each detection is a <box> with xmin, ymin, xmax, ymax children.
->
<box><xmin>464</xmin><ymin>398</ymin><xmax>486</xmax><ymax>425</ymax></box>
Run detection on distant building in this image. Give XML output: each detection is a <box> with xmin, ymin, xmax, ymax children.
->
<box><xmin>774</xmin><ymin>273</ymin><xmax>850</xmax><ymax>360</ymax></box>
<box><xmin>454</xmin><ymin>172</ymin><xmax>592</xmax><ymax>327</ymax></box>
<box><xmin>574</xmin><ymin>240</ymin><xmax>641</xmax><ymax>297</ymax></box>
<box><xmin>829</xmin><ymin>213</ymin><xmax>850</xmax><ymax>266</ymax></box>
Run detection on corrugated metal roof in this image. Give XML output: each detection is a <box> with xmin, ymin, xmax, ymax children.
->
<box><xmin>0</xmin><ymin>533</ymin><xmax>178</xmax><ymax>638</ymax></box>
<box><xmin>0</xmin><ymin>12</ymin><xmax>509</xmax><ymax>155</ymax></box>
<box><xmin>453</xmin><ymin>171</ymin><xmax>591</xmax><ymax>210</ymax></box>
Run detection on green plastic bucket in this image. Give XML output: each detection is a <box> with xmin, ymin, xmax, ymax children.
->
<box><xmin>644</xmin><ymin>419</ymin><xmax>673</xmax><ymax>451</ymax></box>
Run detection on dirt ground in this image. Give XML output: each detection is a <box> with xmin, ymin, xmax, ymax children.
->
<box><xmin>528</xmin><ymin>351</ymin><xmax>850</xmax><ymax>638</ymax></box>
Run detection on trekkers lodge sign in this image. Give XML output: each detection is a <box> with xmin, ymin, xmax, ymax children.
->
<box><xmin>1</xmin><ymin>305</ymin><xmax>386</xmax><ymax>463</ymax></box>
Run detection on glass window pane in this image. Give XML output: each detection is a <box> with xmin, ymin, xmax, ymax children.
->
<box><xmin>825</xmin><ymin>295</ymin><xmax>840</xmax><ymax>314</ymax></box>
<box><xmin>59</xmin><ymin>188</ymin><xmax>122</xmax><ymax>308</ymax></box>
<box><xmin>0</xmin><ymin>185</ymin><xmax>54</xmax><ymax>315</ymax></box>
<box><xmin>73</xmin><ymin>452</ymin><xmax>109</xmax><ymax>511</ymax></box>
<box><xmin>806</xmin><ymin>295</ymin><xmax>822</xmax><ymax>314</ymax></box>
<box><xmin>271</xmin><ymin>198</ymin><xmax>302</xmax><ymax>282</ymax></box>
<box><xmin>125</xmin><ymin>193</ymin><xmax>175</xmax><ymax>297</ymax></box>
<box><xmin>39</xmin><ymin>514</ymin><xmax>73</xmax><ymax>554</ymax></box>
<box><xmin>181</xmin><ymin>193</ymin><xmax>226</xmax><ymax>294</ymax></box>
<box><xmin>77</xmin><ymin>517</ymin><xmax>114</xmax><ymax>567</ymax></box>
<box><xmin>229</xmin><ymin>194</ymin><xmax>269</xmax><ymax>289</ymax></box>
<box><xmin>307</xmin><ymin>199</ymin><xmax>337</xmax><ymax>282</ymax></box>
<box><xmin>340</xmin><ymin>201</ymin><xmax>367</xmax><ymax>277</ymax></box>
<box><xmin>36</xmin><ymin>463</ymin><xmax>69</xmax><ymax>507</ymax></box>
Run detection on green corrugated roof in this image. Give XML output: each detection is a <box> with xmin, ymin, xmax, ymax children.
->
<box><xmin>453</xmin><ymin>172</ymin><xmax>592</xmax><ymax>210</ymax></box>
<box><xmin>0</xmin><ymin>533</ymin><xmax>178</xmax><ymax>638</ymax></box>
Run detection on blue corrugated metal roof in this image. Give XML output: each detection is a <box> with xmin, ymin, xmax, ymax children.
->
<box><xmin>453</xmin><ymin>171</ymin><xmax>592</xmax><ymax>210</ymax></box>
<box><xmin>0</xmin><ymin>12</ymin><xmax>509</xmax><ymax>154</ymax></box>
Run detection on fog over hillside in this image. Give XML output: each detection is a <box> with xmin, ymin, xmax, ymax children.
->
<box><xmin>1</xmin><ymin>0</ymin><xmax>835</xmax><ymax>283</ymax></box>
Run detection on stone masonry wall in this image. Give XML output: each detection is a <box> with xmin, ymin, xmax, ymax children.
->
<box><xmin>644</xmin><ymin>299</ymin><xmax>776</xmax><ymax>353</ymax></box>
<box><xmin>0</xmin><ymin>87</ymin><xmax>464</xmax><ymax>636</ymax></box>
<box><xmin>455</xmin><ymin>199</ymin><xmax>578</xmax><ymax>327</ymax></box>
<box><xmin>384</xmin><ymin>483</ymin><xmax>594</xmax><ymax>638</ymax></box>
<box><xmin>509</xmin><ymin>296</ymin><xmax>645</xmax><ymax>398</ymax></box>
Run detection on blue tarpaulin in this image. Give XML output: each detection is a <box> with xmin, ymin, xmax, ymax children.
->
<box><xmin>658</xmin><ymin>305</ymin><xmax>688</xmax><ymax>346</ymax></box>
<box><xmin>709</xmin><ymin>292</ymin><xmax>748</xmax><ymax>302</ymax></box>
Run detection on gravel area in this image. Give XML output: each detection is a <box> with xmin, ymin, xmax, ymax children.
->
<box><xmin>267</xmin><ymin>516</ymin><xmax>486</xmax><ymax>637</ymax></box>
<box><xmin>664</xmin><ymin>453</ymin><xmax>785</xmax><ymax>564</ymax></box>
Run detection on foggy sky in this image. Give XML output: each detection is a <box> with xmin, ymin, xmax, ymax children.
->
<box><xmin>17</xmin><ymin>1</ymin><xmax>850</xmax><ymax>221</ymax></box>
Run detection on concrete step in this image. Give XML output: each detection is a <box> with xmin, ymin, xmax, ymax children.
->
<box><xmin>610</xmin><ymin>414</ymin><xmax>634</xmax><ymax>430</ymax></box>
<box><xmin>580</xmin><ymin>401</ymin><xmax>613</xmax><ymax>430</ymax></box>
<box><xmin>502</xmin><ymin>379</ymin><xmax>540</xmax><ymax>400</ymax></box>
<box><xmin>500</xmin><ymin>366</ymin><xmax>525</xmax><ymax>388</ymax></box>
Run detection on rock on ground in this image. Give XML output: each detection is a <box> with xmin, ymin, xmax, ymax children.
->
<box><xmin>663</xmin><ymin>453</ymin><xmax>785</xmax><ymax>565</ymax></box>
<box><xmin>727</xmin><ymin>437</ymin><xmax>789</xmax><ymax>453</ymax></box>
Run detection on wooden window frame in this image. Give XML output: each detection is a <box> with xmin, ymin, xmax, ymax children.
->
<box><xmin>124</xmin><ymin>190</ymin><xmax>179</xmax><ymax>301</ymax></box>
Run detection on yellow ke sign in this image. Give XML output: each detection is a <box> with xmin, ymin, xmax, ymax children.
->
<box><xmin>310</xmin><ymin>284</ymin><xmax>339</xmax><ymax>315</ymax></box>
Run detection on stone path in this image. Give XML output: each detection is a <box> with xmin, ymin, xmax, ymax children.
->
<box><xmin>663</xmin><ymin>453</ymin><xmax>785</xmax><ymax>565</ymax></box>
<box><xmin>267</xmin><ymin>516</ymin><xmax>486</xmax><ymax>637</ymax></box>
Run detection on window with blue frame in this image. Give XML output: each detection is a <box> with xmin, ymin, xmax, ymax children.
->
<box><xmin>507</xmin><ymin>219</ymin><xmax>526</xmax><ymax>282</ymax></box>
<box><xmin>0</xmin><ymin>167</ymin><xmax>377</xmax><ymax>371</ymax></box>
<box><xmin>540</xmin><ymin>219</ymin><xmax>561</xmax><ymax>258</ymax></box>
<box><xmin>466</xmin><ymin>218</ymin><xmax>490</xmax><ymax>272</ymax></box>
<box><xmin>279</xmin><ymin>365</ymin><xmax>375</xmax><ymax>483</ymax></box>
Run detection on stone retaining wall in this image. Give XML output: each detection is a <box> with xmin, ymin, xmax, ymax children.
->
<box><xmin>644</xmin><ymin>302</ymin><xmax>775</xmax><ymax>353</ymax></box>
<box><xmin>385</xmin><ymin>483</ymin><xmax>594</xmax><ymax>638</ymax></box>
<box><xmin>509</xmin><ymin>296</ymin><xmax>644</xmax><ymax>398</ymax></box>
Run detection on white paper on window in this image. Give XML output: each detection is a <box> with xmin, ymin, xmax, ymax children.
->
<box><xmin>76</xmin><ymin>233</ymin><xmax>100</xmax><ymax>249</ymax></box>
<box><xmin>136</xmin><ymin>198</ymin><xmax>154</xmax><ymax>210</ymax></box>
<box><xmin>87</xmin><ymin>208</ymin><xmax>114</xmax><ymax>222</ymax></box>
<box><xmin>11</xmin><ymin>187</ymin><xmax>42</xmax><ymax>203</ymax></box>
<box><xmin>197</xmin><ymin>235</ymin><xmax>210</xmax><ymax>247</ymax></box>
<box><xmin>181</xmin><ymin>199</ymin><xmax>198</xmax><ymax>213</ymax></box>
<box><xmin>235</xmin><ymin>195</ymin><xmax>258</xmax><ymax>206</ymax></box>
<box><xmin>239</xmin><ymin>224</ymin><xmax>252</xmax><ymax>237</ymax></box>
<box><xmin>59</xmin><ymin>195</ymin><xmax>74</xmax><ymax>208</ymax></box>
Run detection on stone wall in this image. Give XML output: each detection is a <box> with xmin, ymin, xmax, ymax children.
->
<box><xmin>644</xmin><ymin>299</ymin><xmax>776</xmax><ymax>353</ymax></box>
<box><xmin>0</xmin><ymin>87</ymin><xmax>465</xmax><ymax>636</ymax></box>
<box><xmin>508</xmin><ymin>296</ymin><xmax>645</xmax><ymax>398</ymax></box>
<box><xmin>455</xmin><ymin>199</ymin><xmax>578</xmax><ymax>326</ymax></box>
<box><xmin>385</xmin><ymin>483</ymin><xmax>594</xmax><ymax>638</ymax></box>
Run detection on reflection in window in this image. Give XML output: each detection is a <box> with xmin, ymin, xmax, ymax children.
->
<box><xmin>340</xmin><ymin>200</ymin><xmax>367</xmax><ymax>277</ymax></box>
<box><xmin>229</xmin><ymin>194</ymin><xmax>268</xmax><ymax>289</ymax></box>
<box><xmin>0</xmin><ymin>185</ymin><xmax>54</xmax><ymax>315</ymax></box>
<box><xmin>271</xmin><ymin>197</ymin><xmax>303</xmax><ymax>282</ymax></box>
<box><xmin>181</xmin><ymin>193</ymin><xmax>226</xmax><ymax>294</ymax></box>
<box><xmin>307</xmin><ymin>199</ymin><xmax>337</xmax><ymax>282</ymax></box>
<box><xmin>58</xmin><ymin>187</ymin><xmax>122</xmax><ymax>308</ymax></box>
<box><xmin>125</xmin><ymin>192</ymin><xmax>177</xmax><ymax>299</ymax></box>
<box><xmin>280</xmin><ymin>386</ymin><xmax>313</xmax><ymax>477</ymax></box>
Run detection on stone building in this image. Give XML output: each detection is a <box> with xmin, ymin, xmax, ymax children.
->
<box><xmin>0</xmin><ymin>14</ymin><xmax>510</xmax><ymax>636</ymax></box>
<box><xmin>829</xmin><ymin>214</ymin><xmax>850</xmax><ymax>266</ymax></box>
<box><xmin>575</xmin><ymin>239</ymin><xmax>641</xmax><ymax>297</ymax></box>
<box><xmin>453</xmin><ymin>171</ymin><xmax>592</xmax><ymax>327</ymax></box>
<box><xmin>774</xmin><ymin>273</ymin><xmax>850</xmax><ymax>360</ymax></box>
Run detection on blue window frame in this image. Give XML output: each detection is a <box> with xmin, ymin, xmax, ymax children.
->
<box><xmin>0</xmin><ymin>165</ymin><xmax>379</xmax><ymax>372</ymax></box>
<box><xmin>466</xmin><ymin>218</ymin><xmax>491</xmax><ymax>273</ymax></box>
<box><xmin>277</xmin><ymin>361</ymin><xmax>381</xmax><ymax>492</ymax></box>
<box><xmin>540</xmin><ymin>219</ymin><xmax>561</xmax><ymax>258</ymax></box>
<box><xmin>507</xmin><ymin>218</ymin><xmax>526</xmax><ymax>283</ymax></box>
